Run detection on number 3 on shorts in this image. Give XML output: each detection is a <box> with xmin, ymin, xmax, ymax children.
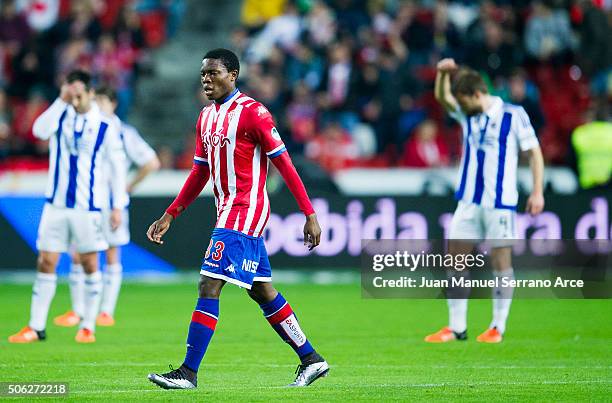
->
<box><xmin>205</xmin><ymin>240</ymin><xmax>225</xmax><ymax>261</ymax></box>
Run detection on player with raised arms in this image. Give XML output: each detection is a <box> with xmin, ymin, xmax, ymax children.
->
<box><xmin>426</xmin><ymin>59</ymin><xmax>545</xmax><ymax>343</ymax></box>
<box><xmin>146</xmin><ymin>48</ymin><xmax>329</xmax><ymax>389</ymax></box>
<box><xmin>8</xmin><ymin>70</ymin><xmax>128</xmax><ymax>344</ymax></box>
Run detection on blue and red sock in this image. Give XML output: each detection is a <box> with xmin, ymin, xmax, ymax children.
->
<box><xmin>260</xmin><ymin>293</ymin><xmax>314</xmax><ymax>358</ymax></box>
<box><xmin>183</xmin><ymin>298</ymin><xmax>219</xmax><ymax>372</ymax></box>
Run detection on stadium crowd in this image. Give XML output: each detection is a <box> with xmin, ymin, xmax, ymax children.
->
<box><xmin>233</xmin><ymin>0</ymin><xmax>611</xmax><ymax>172</ymax></box>
<box><xmin>0</xmin><ymin>0</ymin><xmax>610</xmax><ymax>181</ymax></box>
<box><xmin>0</xmin><ymin>0</ymin><xmax>181</xmax><ymax>167</ymax></box>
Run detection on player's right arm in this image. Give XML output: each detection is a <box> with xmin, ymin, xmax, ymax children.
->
<box><xmin>434</xmin><ymin>58</ymin><xmax>459</xmax><ymax>114</ymax></box>
<box><xmin>146</xmin><ymin>112</ymin><xmax>210</xmax><ymax>245</ymax></box>
<box><xmin>32</xmin><ymin>84</ymin><xmax>72</xmax><ymax>140</ymax></box>
<box><xmin>122</xmin><ymin>124</ymin><xmax>161</xmax><ymax>193</ymax></box>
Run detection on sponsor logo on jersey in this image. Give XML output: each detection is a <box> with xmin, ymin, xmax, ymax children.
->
<box><xmin>225</xmin><ymin>264</ymin><xmax>235</xmax><ymax>273</ymax></box>
<box><xmin>203</xmin><ymin>260</ymin><xmax>219</xmax><ymax>268</ymax></box>
<box><xmin>271</xmin><ymin>127</ymin><xmax>281</xmax><ymax>141</ymax></box>
<box><xmin>202</xmin><ymin>127</ymin><xmax>231</xmax><ymax>149</ymax></box>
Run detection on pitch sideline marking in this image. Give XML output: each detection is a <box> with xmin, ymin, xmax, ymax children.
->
<box><xmin>68</xmin><ymin>379</ymin><xmax>612</xmax><ymax>395</ymax></box>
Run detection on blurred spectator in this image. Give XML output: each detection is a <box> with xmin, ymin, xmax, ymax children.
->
<box><xmin>286</xmin><ymin>82</ymin><xmax>318</xmax><ymax>149</ymax></box>
<box><xmin>52</xmin><ymin>0</ymin><xmax>102</xmax><ymax>44</ymax></box>
<box><xmin>246</xmin><ymin>1</ymin><xmax>301</xmax><ymax>62</ymax></box>
<box><xmin>16</xmin><ymin>0</ymin><xmax>60</xmax><ymax>32</ymax></box>
<box><xmin>10</xmin><ymin>89</ymin><xmax>48</xmax><ymax>155</ymax></box>
<box><xmin>133</xmin><ymin>0</ymin><xmax>185</xmax><ymax>41</ymax></box>
<box><xmin>574</xmin><ymin>0</ymin><xmax>612</xmax><ymax>94</ymax></box>
<box><xmin>92</xmin><ymin>33</ymin><xmax>136</xmax><ymax>118</ymax></box>
<box><xmin>319</xmin><ymin>43</ymin><xmax>353</xmax><ymax>111</ymax></box>
<box><xmin>0</xmin><ymin>88</ymin><xmax>11</xmax><ymax>159</ymax></box>
<box><xmin>156</xmin><ymin>144</ymin><xmax>175</xmax><ymax>169</ymax></box>
<box><xmin>351</xmin><ymin>62</ymin><xmax>381</xmax><ymax>128</ymax></box>
<box><xmin>305</xmin><ymin>121</ymin><xmax>358</xmax><ymax>172</ymax></box>
<box><xmin>432</xmin><ymin>0</ymin><xmax>462</xmax><ymax>60</ymax></box>
<box><xmin>524</xmin><ymin>1</ymin><xmax>576</xmax><ymax>63</ymax></box>
<box><xmin>465</xmin><ymin>20</ymin><xmax>521</xmax><ymax>81</ymax></box>
<box><xmin>464</xmin><ymin>1</ymin><xmax>498</xmax><ymax>46</ymax></box>
<box><xmin>286</xmin><ymin>42</ymin><xmax>324</xmax><ymax>90</ymax></box>
<box><xmin>399</xmin><ymin>119</ymin><xmax>450</xmax><ymax>168</ymax></box>
<box><xmin>113</xmin><ymin>5</ymin><xmax>146</xmax><ymax>51</ymax></box>
<box><xmin>241</xmin><ymin>0</ymin><xmax>286</xmax><ymax>32</ymax></box>
<box><xmin>397</xmin><ymin>2</ymin><xmax>435</xmax><ymax>66</ymax></box>
<box><xmin>175</xmin><ymin>132</ymin><xmax>196</xmax><ymax>170</ymax></box>
<box><xmin>571</xmin><ymin>105</ymin><xmax>612</xmax><ymax>189</ymax></box>
<box><xmin>333</xmin><ymin>0</ymin><xmax>369</xmax><ymax>36</ymax></box>
<box><xmin>56</xmin><ymin>37</ymin><xmax>93</xmax><ymax>79</ymax></box>
<box><xmin>506</xmin><ymin>69</ymin><xmax>545</xmax><ymax>134</ymax></box>
<box><xmin>304</xmin><ymin>1</ymin><xmax>336</xmax><ymax>48</ymax></box>
<box><xmin>0</xmin><ymin>0</ymin><xmax>31</xmax><ymax>56</ymax></box>
<box><xmin>8</xmin><ymin>40</ymin><xmax>54</xmax><ymax>98</ymax></box>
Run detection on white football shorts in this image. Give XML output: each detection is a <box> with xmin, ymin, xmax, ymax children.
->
<box><xmin>448</xmin><ymin>201</ymin><xmax>517</xmax><ymax>245</ymax></box>
<box><xmin>102</xmin><ymin>208</ymin><xmax>130</xmax><ymax>247</ymax></box>
<box><xmin>37</xmin><ymin>203</ymin><xmax>109</xmax><ymax>253</ymax></box>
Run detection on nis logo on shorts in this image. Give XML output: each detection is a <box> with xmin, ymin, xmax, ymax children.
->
<box><xmin>202</xmin><ymin>128</ymin><xmax>231</xmax><ymax>149</ymax></box>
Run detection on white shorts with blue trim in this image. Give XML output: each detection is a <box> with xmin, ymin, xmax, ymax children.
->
<box><xmin>449</xmin><ymin>201</ymin><xmax>517</xmax><ymax>245</ymax></box>
<box><xmin>37</xmin><ymin>203</ymin><xmax>108</xmax><ymax>253</ymax></box>
<box><xmin>102</xmin><ymin>208</ymin><xmax>130</xmax><ymax>247</ymax></box>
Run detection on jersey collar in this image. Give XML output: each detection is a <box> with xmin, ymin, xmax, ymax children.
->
<box><xmin>215</xmin><ymin>88</ymin><xmax>240</xmax><ymax>105</ymax></box>
<box><xmin>484</xmin><ymin>96</ymin><xmax>503</xmax><ymax>118</ymax></box>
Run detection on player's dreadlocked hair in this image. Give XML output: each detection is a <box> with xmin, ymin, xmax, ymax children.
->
<box><xmin>203</xmin><ymin>48</ymin><xmax>240</xmax><ymax>75</ymax></box>
<box><xmin>451</xmin><ymin>68</ymin><xmax>488</xmax><ymax>96</ymax></box>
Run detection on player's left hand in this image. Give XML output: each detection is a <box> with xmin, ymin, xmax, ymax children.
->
<box><xmin>110</xmin><ymin>208</ymin><xmax>122</xmax><ymax>231</ymax></box>
<box><xmin>526</xmin><ymin>192</ymin><xmax>544</xmax><ymax>216</ymax></box>
<box><xmin>303</xmin><ymin>213</ymin><xmax>321</xmax><ymax>251</ymax></box>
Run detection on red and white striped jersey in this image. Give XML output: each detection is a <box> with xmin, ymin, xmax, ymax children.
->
<box><xmin>193</xmin><ymin>89</ymin><xmax>286</xmax><ymax>237</ymax></box>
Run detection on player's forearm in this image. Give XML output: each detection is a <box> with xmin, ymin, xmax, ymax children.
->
<box><xmin>434</xmin><ymin>72</ymin><xmax>456</xmax><ymax>112</ymax></box>
<box><xmin>128</xmin><ymin>157</ymin><xmax>160</xmax><ymax>193</ymax></box>
<box><xmin>166</xmin><ymin>163</ymin><xmax>210</xmax><ymax>218</ymax></box>
<box><xmin>271</xmin><ymin>152</ymin><xmax>315</xmax><ymax>216</ymax></box>
<box><xmin>528</xmin><ymin>147</ymin><xmax>545</xmax><ymax>194</ymax></box>
<box><xmin>109</xmin><ymin>155</ymin><xmax>129</xmax><ymax>210</ymax></box>
<box><xmin>434</xmin><ymin>72</ymin><xmax>449</xmax><ymax>101</ymax></box>
<box><xmin>33</xmin><ymin>98</ymin><xmax>68</xmax><ymax>140</ymax></box>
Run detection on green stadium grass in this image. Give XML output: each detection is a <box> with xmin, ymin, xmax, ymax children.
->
<box><xmin>1</xmin><ymin>282</ymin><xmax>610</xmax><ymax>401</ymax></box>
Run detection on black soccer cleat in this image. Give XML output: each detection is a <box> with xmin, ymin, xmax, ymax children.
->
<box><xmin>147</xmin><ymin>365</ymin><xmax>197</xmax><ymax>390</ymax></box>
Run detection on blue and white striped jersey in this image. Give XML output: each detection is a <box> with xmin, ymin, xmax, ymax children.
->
<box><xmin>104</xmin><ymin>116</ymin><xmax>157</xmax><ymax>205</ymax></box>
<box><xmin>449</xmin><ymin>96</ymin><xmax>539</xmax><ymax>210</ymax></box>
<box><xmin>119</xmin><ymin>121</ymin><xmax>157</xmax><ymax>169</ymax></box>
<box><xmin>33</xmin><ymin>98</ymin><xmax>128</xmax><ymax>211</ymax></box>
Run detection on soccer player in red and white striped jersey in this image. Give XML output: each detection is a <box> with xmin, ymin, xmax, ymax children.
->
<box><xmin>146</xmin><ymin>49</ymin><xmax>328</xmax><ymax>390</ymax></box>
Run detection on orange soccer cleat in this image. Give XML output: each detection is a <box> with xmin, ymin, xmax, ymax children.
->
<box><xmin>424</xmin><ymin>326</ymin><xmax>467</xmax><ymax>343</ymax></box>
<box><xmin>8</xmin><ymin>326</ymin><xmax>44</xmax><ymax>343</ymax></box>
<box><xmin>53</xmin><ymin>310</ymin><xmax>80</xmax><ymax>327</ymax></box>
<box><xmin>96</xmin><ymin>312</ymin><xmax>115</xmax><ymax>327</ymax></box>
<box><xmin>75</xmin><ymin>328</ymin><xmax>96</xmax><ymax>343</ymax></box>
<box><xmin>476</xmin><ymin>327</ymin><xmax>503</xmax><ymax>343</ymax></box>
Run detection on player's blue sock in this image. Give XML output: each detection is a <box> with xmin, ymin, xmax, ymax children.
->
<box><xmin>260</xmin><ymin>293</ymin><xmax>314</xmax><ymax>359</ymax></box>
<box><xmin>183</xmin><ymin>298</ymin><xmax>219</xmax><ymax>372</ymax></box>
